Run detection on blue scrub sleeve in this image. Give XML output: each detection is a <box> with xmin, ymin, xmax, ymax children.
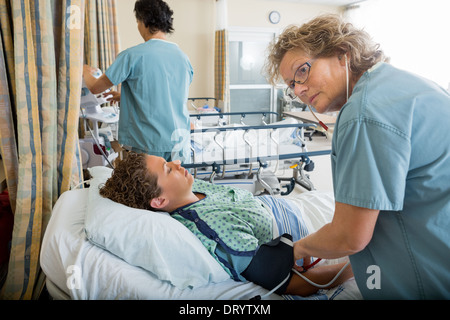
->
<box><xmin>104</xmin><ymin>51</ymin><xmax>132</xmax><ymax>86</ymax></box>
<box><xmin>333</xmin><ymin>118</ymin><xmax>411</xmax><ymax>211</ymax></box>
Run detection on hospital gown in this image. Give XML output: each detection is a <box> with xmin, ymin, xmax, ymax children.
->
<box><xmin>332</xmin><ymin>62</ymin><xmax>450</xmax><ymax>299</ymax></box>
<box><xmin>169</xmin><ymin>180</ymin><xmax>309</xmax><ymax>281</ymax></box>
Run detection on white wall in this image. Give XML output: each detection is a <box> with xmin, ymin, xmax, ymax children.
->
<box><xmin>227</xmin><ymin>0</ymin><xmax>339</xmax><ymax>28</ymax></box>
<box><xmin>115</xmin><ymin>0</ymin><xmax>216</xmax><ymax>97</ymax></box>
<box><xmin>115</xmin><ymin>0</ymin><xmax>342</xmax><ymax>98</ymax></box>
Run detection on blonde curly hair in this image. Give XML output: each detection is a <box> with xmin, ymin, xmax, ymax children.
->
<box><xmin>99</xmin><ymin>152</ymin><xmax>162</xmax><ymax>210</ymax></box>
<box><xmin>265</xmin><ymin>14</ymin><xmax>386</xmax><ymax>85</ymax></box>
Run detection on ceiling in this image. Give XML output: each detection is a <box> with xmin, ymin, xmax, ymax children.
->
<box><xmin>272</xmin><ymin>0</ymin><xmax>365</xmax><ymax>6</ymax></box>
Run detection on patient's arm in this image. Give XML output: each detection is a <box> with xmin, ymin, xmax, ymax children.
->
<box><xmin>285</xmin><ymin>262</ymin><xmax>353</xmax><ymax>297</ymax></box>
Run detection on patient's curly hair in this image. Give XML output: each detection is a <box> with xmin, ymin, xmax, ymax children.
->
<box><xmin>265</xmin><ymin>14</ymin><xmax>386</xmax><ymax>85</ymax></box>
<box><xmin>99</xmin><ymin>152</ymin><xmax>161</xmax><ymax>211</ymax></box>
<box><xmin>134</xmin><ymin>0</ymin><xmax>174</xmax><ymax>34</ymax></box>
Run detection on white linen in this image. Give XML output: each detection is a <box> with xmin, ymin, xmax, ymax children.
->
<box><xmin>84</xmin><ymin>168</ymin><xmax>229</xmax><ymax>290</ymax></box>
<box><xmin>40</xmin><ymin>188</ymin><xmax>278</xmax><ymax>300</ymax></box>
<box><xmin>190</xmin><ymin>118</ymin><xmax>305</xmax><ymax>164</ymax></box>
<box><xmin>40</xmin><ymin>181</ymin><xmax>362</xmax><ymax>300</ymax></box>
<box><xmin>285</xmin><ymin>191</ymin><xmax>336</xmax><ymax>233</ymax></box>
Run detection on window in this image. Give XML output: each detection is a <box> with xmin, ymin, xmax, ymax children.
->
<box><xmin>229</xmin><ymin>29</ymin><xmax>283</xmax><ymax>125</ymax></box>
<box><xmin>345</xmin><ymin>0</ymin><xmax>450</xmax><ymax>90</ymax></box>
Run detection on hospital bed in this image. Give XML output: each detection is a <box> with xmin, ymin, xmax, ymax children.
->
<box><xmin>187</xmin><ymin>111</ymin><xmax>330</xmax><ymax>193</ymax></box>
<box><xmin>40</xmin><ymin>166</ymin><xmax>362</xmax><ymax>300</ymax></box>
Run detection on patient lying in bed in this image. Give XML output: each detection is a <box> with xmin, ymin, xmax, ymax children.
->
<box><xmin>98</xmin><ymin>152</ymin><xmax>353</xmax><ymax>297</ymax></box>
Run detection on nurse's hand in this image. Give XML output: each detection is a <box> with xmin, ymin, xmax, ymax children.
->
<box><xmin>293</xmin><ymin>256</ymin><xmax>311</xmax><ymax>273</ymax></box>
<box><xmin>104</xmin><ymin>90</ymin><xmax>121</xmax><ymax>104</ymax></box>
<box><xmin>293</xmin><ymin>239</ymin><xmax>308</xmax><ymax>262</ymax></box>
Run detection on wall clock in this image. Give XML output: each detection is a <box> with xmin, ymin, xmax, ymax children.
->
<box><xmin>269</xmin><ymin>11</ymin><xmax>281</xmax><ymax>24</ymax></box>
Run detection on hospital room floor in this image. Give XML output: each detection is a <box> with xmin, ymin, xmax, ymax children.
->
<box><xmin>275</xmin><ymin>131</ymin><xmax>333</xmax><ymax>194</ymax></box>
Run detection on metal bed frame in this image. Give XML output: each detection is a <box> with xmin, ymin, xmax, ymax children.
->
<box><xmin>185</xmin><ymin>111</ymin><xmax>330</xmax><ymax>194</ymax></box>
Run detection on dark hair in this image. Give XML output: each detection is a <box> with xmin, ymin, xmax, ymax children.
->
<box><xmin>134</xmin><ymin>0</ymin><xmax>174</xmax><ymax>34</ymax></box>
<box><xmin>99</xmin><ymin>152</ymin><xmax>162</xmax><ymax>211</ymax></box>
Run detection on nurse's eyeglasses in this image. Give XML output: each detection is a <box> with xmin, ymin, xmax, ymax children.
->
<box><xmin>285</xmin><ymin>60</ymin><xmax>314</xmax><ymax>100</ymax></box>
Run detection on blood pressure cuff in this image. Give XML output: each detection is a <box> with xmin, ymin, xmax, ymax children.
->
<box><xmin>241</xmin><ymin>233</ymin><xmax>294</xmax><ymax>294</ymax></box>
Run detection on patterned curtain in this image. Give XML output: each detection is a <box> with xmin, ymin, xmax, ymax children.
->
<box><xmin>83</xmin><ymin>0</ymin><xmax>120</xmax><ymax>115</ymax></box>
<box><xmin>0</xmin><ymin>0</ymin><xmax>18</xmax><ymax>215</ymax></box>
<box><xmin>0</xmin><ymin>0</ymin><xmax>85</xmax><ymax>299</ymax></box>
<box><xmin>214</xmin><ymin>29</ymin><xmax>229</xmax><ymax>112</ymax></box>
<box><xmin>0</xmin><ymin>0</ymin><xmax>119</xmax><ymax>299</ymax></box>
<box><xmin>84</xmin><ymin>0</ymin><xmax>120</xmax><ymax>70</ymax></box>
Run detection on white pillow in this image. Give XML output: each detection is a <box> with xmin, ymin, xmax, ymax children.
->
<box><xmin>84</xmin><ymin>166</ymin><xmax>229</xmax><ymax>289</ymax></box>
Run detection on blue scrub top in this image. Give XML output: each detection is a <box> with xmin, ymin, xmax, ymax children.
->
<box><xmin>332</xmin><ymin>62</ymin><xmax>450</xmax><ymax>299</ymax></box>
<box><xmin>105</xmin><ymin>39</ymin><xmax>193</xmax><ymax>157</ymax></box>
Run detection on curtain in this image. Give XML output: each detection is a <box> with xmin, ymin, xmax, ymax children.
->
<box><xmin>0</xmin><ymin>0</ymin><xmax>85</xmax><ymax>300</ymax></box>
<box><xmin>214</xmin><ymin>29</ymin><xmax>229</xmax><ymax>112</ymax></box>
<box><xmin>214</xmin><ymin>0</ymin><xmax>229</xmax><ymax>112</ymax></box>
<box><xmin>0</xmin><ymin>0</ymin><xmax>119</xmax><ymax>299</ymax></box>
<box><xmin>0</xmin><ymin>0</ymin><xmax>18</xmax><ymax>216</ymax></box>
<box><xmin>84</xmin><ymin>0</ymin><xmax>119</xmax><ymax>70</ymax></box>
<box><xmin>82</xmin><ymin>0</ymin><xmax>119</xmax><ymax>143</ymax></box>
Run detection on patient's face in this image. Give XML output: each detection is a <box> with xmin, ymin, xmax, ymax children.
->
<box><xmin>145</xmin><ymin>155</ymin><xmax>194</xmax><ymax>202</ymax></box>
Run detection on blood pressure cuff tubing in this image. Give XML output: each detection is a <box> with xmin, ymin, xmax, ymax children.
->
<box><xmin>241</xmin><ymin>233</ymin><xmax>294</xmax><ymax>294</ymax></box>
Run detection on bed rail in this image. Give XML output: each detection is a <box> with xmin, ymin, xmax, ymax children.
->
<box><xmin>190</xmin><ymin>111</ymin><xmax>279</xmax><ymax>126</ymax></box>
<box><xmin>185</xmin><ymin>111</ymin><xmax>331</xmax><ymax>192</ymax></box>
<box><xmin>185</xmin><ymin>121</ymin><xmax>329</xmax><ymax>169</ymax></box>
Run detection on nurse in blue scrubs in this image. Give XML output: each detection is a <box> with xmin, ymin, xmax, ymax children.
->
<box><xmin>83</xmin><ymin>0</ymin><xmax>193</xmax><ymax>163</ymax></box>
<box><xmin>265</xmin><ymin>14</ymin><xmax>450</xmax><ymax>299</ymax></box>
